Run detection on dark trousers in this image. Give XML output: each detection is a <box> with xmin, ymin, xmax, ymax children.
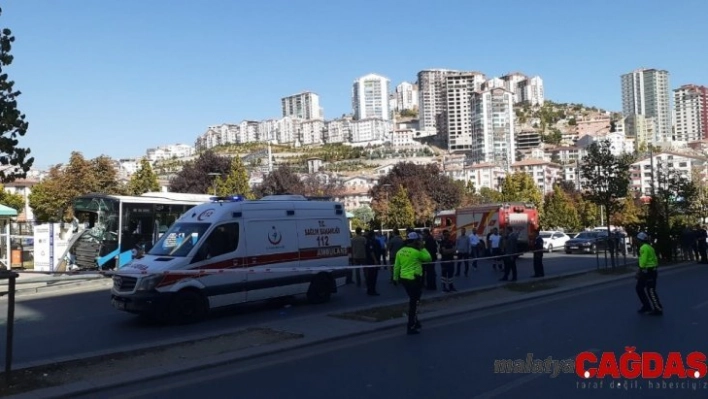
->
<box><xmin>636</xmin><ymin>269</ymin><xmax>662</xmax><ymax>311</ymax></box>
<box><xmin>502</xmin><ymin>255</ymin><xmax>517</xmax><ymax>280</ymax></box>
<box><xmin>699</xmin><ymin>243</ymin><xmax>708</xmax><ymax>263</ymax></box>
<box><xmin>364</xmin><ymin>267</ymin><xmax>379</xmax><ymax>294</ymax></box>
<box><xmin>441</xmin><ymin>260</ymin><xmax>455</xmax><ymax>287</ymax></box>
<box><xmin>469</xmin><ymin>247</ymin><xmax>479</xmax><ymax>268</ymax></box>
<box><xmin>681</xmin><ymin>244</ymin><xmax>694</xmax><ymax>261</ymax></box>
<box><xmin>423</xmin><ymin>263</ymin><xmax>437</xmax><ymax>290</ymax></box>
<box><xmin>533</xmin><ymin>254</ymin><xmax>544</xmax><ymax>277</ymax></box>
<box><xmin>455</xmin><ymin>253</ymin><xmax>469</xmax><ymax>276</ymax></box>
<box><xmin>401</xmin><ymin>277</ymin><xmax>423</xmax><ymax>330</ymax></box>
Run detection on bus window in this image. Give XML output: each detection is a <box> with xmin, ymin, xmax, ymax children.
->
<box><xmin>121</xmin><ymin>203</ymin><xmax>155</xmax><ymax>253</ymax></box>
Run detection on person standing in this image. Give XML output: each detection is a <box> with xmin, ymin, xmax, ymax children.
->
<box><xmin>635</xmin><ymin>232</ymin><xmax>663</xmax><ymax>316</ymax></box>
<box><xmin>455</xmin><ymin>227</ymin><xmax>470</xmax><ymax>277</ymax></box>
<box><xmin>350</xmin><ymin>227</ymin><xmax>366</xmax><ymax>286</ymax></box>
<box><xmin>488</xmin><ymin>228</ymin><xmax>502</xmax><ymax>270</ymax></box>
<box><xmin>422</xmin><ymin>229</ymin><xmax>438</xmax><ymax>291</ymax></box>
<box><xmin>364</xmin><ymin>230</ymin><xmax>381</xmax><ymax>296</ymax></box>
<box><xmin>697</xmin><ymin>225</ymin><xmax>708</xmax><ymax>264</ymax></box>
<box><xmin>393</xmin><ymin>232</ymin><xmax>432</xmax><ymax>335</ymax></box>
<box><xmin>439</xmin><ymin>230</ymin><xmax>457</xmax><ymax>292</ymax></box>
<box><xmin>680</xmin><ymin>226</ymin><xmax>695</xmax><ymax>261</ymax></box>
<box><xmin>531</xmin><ymin>227</ymin><xmax>545</xmax><ymax>278</ymax></box>
<box><xmin>387</xmin><ymin>229</ymin><xmax>405</xmax><ymax>282</ymax></box>
<box><xmin>500</xmin><ymin>227</ymin><xmax>518</xmax><ymax>282</ymax></box>
<box><xmin>468</xmin><ymin>231</ymin><xmax>480</xmax><ymax>272</ymax></box>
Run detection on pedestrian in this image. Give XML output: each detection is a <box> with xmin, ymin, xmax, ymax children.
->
<box><xmin>422</xmin><ymin>229</ymin><xmax>438</xmax><ymax>290</ymax></box>
<box><xmin>455</xmin><ymin>227</ymin><xmax>470</xmax><ymax>277</ymax></box>
<box><xmin>387</xmin><ymin>229</ymin><xmax>405</xmax><ymax>282</ymax></box>
<box><xmin>364</xmin><ymin>230</ymin><xmax>381</xmax><ymax>296</ymax></box>
<box><xmin>468</xmin><ymin>230</ymin><xmax>480</xmax><ymax>272</ymax></box>
<box><xmin>439</xmin><ymin>230</ymin><xmax>457</xmax><ymax>292</ymax></box>
<box><xmin>531</xmin><ymin>227</ymin><xmax>545</xmax><ymax>278</ymax></box>
<box><xmin>698</xmin><ymin>225</ymin><xmax>708</xmax><ymax>264</ymax></box>
<box><xmin>393</xmin><ymin>232</ymin><xmax>432</xmax><ymax>335</ymax></box>
<box><xmin>488</xmin><ymin>228</ymin><xmax>502</xmax><ymax>270</ymax></box>
<box><xmin>635</xmin><ymin>232</ymin><xmax>663</xmax><ymax>316</ymax></box>
<box><xmin>350</xmin><ymin>227</ymin><xmax>366</xmax><ymax>286</ymax></box>
<box><xmin>680</xmin><ymin>226</ymin><xmax>694</xmax><ymax>261</ymax></box>
<box><xmin>500</xmin><ymin>227</ymin><xmax>518</xmax><ymax>282</ymax></box>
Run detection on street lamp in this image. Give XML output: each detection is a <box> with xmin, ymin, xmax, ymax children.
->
<box><xmin>208</xmin><ymin>173</ymin><xmax>222</xmax><ymax>195</ymax></box>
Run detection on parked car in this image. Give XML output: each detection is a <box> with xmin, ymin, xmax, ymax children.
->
<box><xmin>539</xmin><ymin>231</ymin><xmax>570</xmax><ymax>253</ymax></box>
<box><xmin>564</xmin><ymin>231</ymin><xmax>609</xmax><ymax>254</ymax></box>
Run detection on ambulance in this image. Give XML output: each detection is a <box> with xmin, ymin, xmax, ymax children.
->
<box><xmin>110</xmin><ymin>195</ymin><xmax>351</xmax><ymax>323</ymax></box>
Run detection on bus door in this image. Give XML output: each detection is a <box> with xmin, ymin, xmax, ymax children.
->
<box><xmin>120</xmin><ymin>203</ymin><xmax>156</xmax><ymax>267</ymax></box>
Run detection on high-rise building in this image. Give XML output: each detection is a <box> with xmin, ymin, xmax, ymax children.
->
<box><xmin>470</xmin><ymin>87</ymin><xmax>516</xmax><ymax>170</ymax></box>
<box><xmin>352</xmin><ymin>73</ymin><xmax>391</xmax><ymax>120</ymax></box>
<box><xmin>621</xmin><ymin>69</ymin><xmax>672</xmax><ymax>143</ymax></box>
<box><xmin>673</xmin><ymin>84</ymin><xmax>708</xmax><ymax>142</ymax></box>
<box><xmin>517</xmin><ymin>76</ymin><xmax>545</xmax><ymax>106</ymax></box>
<box><xmin>417</xmin><ymin>69</ymin><xmax>456</xmax><ymax>134</ymax></box>
<box><xmin>444</xmin><ymin>71</ymin><xmax>486</xmax><ymax>152</ymax></box>
<box><xmin>281</xmin><ymin>92</ymin><xmax>322</xmax><ymax>120</ymax></box>
<box><xmin>394</xmin><ymin>82</ymin><xmax>419</xmax><ymax>112</ymax></box>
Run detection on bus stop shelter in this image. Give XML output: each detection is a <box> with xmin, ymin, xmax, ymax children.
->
<box><xmin>0</xmin><ymin>204</ymin><xmax>18</xmax><ymax>269</ymax></box>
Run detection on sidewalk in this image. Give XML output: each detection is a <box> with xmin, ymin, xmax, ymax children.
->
<box><xmin>0</xmin><ymin>272</ymin><xmax>111</xmax><ymax>296</ymax></box>
<box><xmin>7</xmin><ymin>261</ymin><xmax>694</xmax><ymax>399</ymax></box>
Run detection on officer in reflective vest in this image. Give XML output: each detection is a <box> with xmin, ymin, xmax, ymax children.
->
<box><xmin>635</xmin><ymin>232</ymin><xmax>663</xmax><ymax>316</ymax></box>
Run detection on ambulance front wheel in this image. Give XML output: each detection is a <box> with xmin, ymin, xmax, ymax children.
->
<box><xmin>168</xmin><ymin>289</ymin><xmax>209</xmax><ymax>324</ymax></box>
<box><xmin>307</xmin><ymin>273</ymin><xmax>334</xmax><ymax>304</ymax></box>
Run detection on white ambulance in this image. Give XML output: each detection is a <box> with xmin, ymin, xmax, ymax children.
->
<box><xmin>110</xmin><ymin>195</ymin><xmax>351</xmax><ymax>323</ymax></box>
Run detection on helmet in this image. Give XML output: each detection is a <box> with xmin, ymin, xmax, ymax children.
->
<box><xmin>637</xmin><ymin>232</ymin><xmax>650</xmax><ymax>242</ymax></box>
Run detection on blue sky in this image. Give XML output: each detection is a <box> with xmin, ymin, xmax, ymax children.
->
<box><xmin>3</xmin><ymin>0</ymin><xmax>707</xmax><ymax>168</ymax></box>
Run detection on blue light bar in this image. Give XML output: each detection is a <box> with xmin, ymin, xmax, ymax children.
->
<box><xmin>210</xmin><ymin>195</ymin><xmax>245</xmax><ymax>202</ymax></box>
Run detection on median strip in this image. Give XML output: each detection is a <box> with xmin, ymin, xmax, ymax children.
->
<box><xmin>0</xmin><ymin>327</ymin><xmax>302</xmax><ymax>397</ymax></box>
<box><xmin>331</xmin><ymin>267</ymin><xmax>635</xmax><ymax>322</ymax></box>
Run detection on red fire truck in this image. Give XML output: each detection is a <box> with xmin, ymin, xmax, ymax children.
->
<box><xmin>432</xmin><ymin>202</ymin><xmax>540</xmax><ymax>252</ymax></box>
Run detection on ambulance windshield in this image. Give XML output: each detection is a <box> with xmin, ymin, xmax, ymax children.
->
<box><xmin>148</xmin><ymin>222</ymin><xmax>210</xmax><ymax>257</ymax></box>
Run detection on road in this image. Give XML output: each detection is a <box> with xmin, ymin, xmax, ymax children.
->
<box><xmin>84</xmin><ymin>262</ymin><xmax>708</xmax><ymax>399</ymax></box>
<box><xmin>1</xmin><ymin>252</ymin><xmax>625</xmax><ymax>366</ymax></box>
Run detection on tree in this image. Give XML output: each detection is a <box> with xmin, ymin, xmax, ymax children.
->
<box><xmin>0</xmin><ymin>9</ymin><xmax>34</xmax><ymax>183</ymax></box>
<box><xmin>215</xmin><ymin>156</ymin><xmax>254</xmax><ymax>199</ymax></box>
<box><xmin>301</xmin><ymin>174</ymin><xmax>343</xmax><ymax>198</ymax></box>
<box><xmin>255</xmin><ymin>165</ymin><xmax>304</xmax><ymax>197</ymax></box>
<box><xmin>385</xmin><ymin>186</ymin><xmax>415</xmax><ymax>229</ymax></box>
<box><xmin>478</xmin><ymin>187</ymin><xmax>502</xmax><ymax>204</ymax></box>
<box><xmin>580</xmin><ymin>140</ymin><xmax>631</xmax><ymax>235</ymax></box>
<box><xmin>127</xmin><ymin>158</ymin><xmax>160</xmax><ymax>195</ymax></box>
<box><xmin>28</xmin><ymin>153</ymin><xmax>124</xmax><ymax>222</ymax></box>
<box><xmin>500</xmin><ymin>172</ymin><xmax>543</xmax><ymax>210</ymax></box>
<box><xmin>0</xmin><ymin>186</ymin><xmax>24</xmax><ymax>212</ymax></box>
<box><xmin>370</xmin><ymin>162</ymin><xmax>462</xmax><ymax>226</ymax></box>
<box><xmin>169</xmin><ymin>150</ymin><xmax>232</xmax><ymax>194</ymax></box>
<box><xmin>542</xmin><ymin>185</ymin><xmax>580</xmax><ymax>231</ymax></box>
<box><xmin>610</xmin><ymin>195</ymin><xmax>641</xmax><ymax>227</ymax></box>
<box><xmin>351</xmin><ymin>205</ymin><xmax>374</xmax><ymax>230</ymax></box>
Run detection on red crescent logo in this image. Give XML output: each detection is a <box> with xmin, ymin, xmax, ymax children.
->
<box><xmin>268</xmin><ymin>227</ymin><xmax>282</xmax><ymax>245</ymax></box>
<box><xmin>197</xmin><ymin>209</ymin><xmax>215</xmax><ymax>221</ymax></box>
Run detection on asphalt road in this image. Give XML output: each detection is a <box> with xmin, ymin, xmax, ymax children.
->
<box><xmin>86</xmin><ymin>262</ymin><xmax>708</xmax><ymax>399</ymax></box>
<box><xmin>1</xmin><ymin>252</ymin><xmax>628</xmax><ymax>365</ymax></box>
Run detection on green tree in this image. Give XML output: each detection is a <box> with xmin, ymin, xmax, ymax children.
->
<box><xmin>352</xmin><ymin>205</ymin><xmax>374</xmax><ymax>230</ymax></box>
<box><xmin>215</xmin><ymin>156</ymin><xmax>254</xmax><ymax>198</ymax></box>
<box><xmin>127</xmin><ymin>158</ymin><xmax>160</xmax><ymax>195</ymax></box>
<box><xmin>0</xmin><ymin>8</ymin><xmax>34</xmax><ymax>183</ymax></box>
<box><xmin>0</xmin><ymin>186</ymin><xmax>24</xmax><ymax>212</ymax></box>
<box><xmin>500</xmin><ymin>172</ymin><xmax>543</xmax><ymax>210</ymax></box>
<box><xmin>28</xmin><ymin>166</ymin><xmax>72</xmax><ymax>222</ymax></box>
<box><xmin>478</xmin><ymin>187</ymin><xmax>502</xmax><ymax>204</ymax></box>
<box><xmin>577</xmin><ymin>196</ymin><xmax>599</xmax><ymax>229</ymax></box>
<box><xmin>580</xmin><ymin>140</ymin><xmax>632</xmax><ymax>236</ymax></box>
<box><xmin>91</xmin><ymin>155</ymin><xmax>125</xmax><ymax>194</ymax></box>
<box><xmin>385</xmin><ymin>186</ymin><xmax>415</xmax><ymax>229</ymax></box>
<box><xmin>611</xmin><ymin>195</ymin><xmax>642</xmax><ymax>227</ymax></box>
<box><xmin>542</xmin><ymin>185</ymin><xmax>580</xmax><ymax>231</ymax></box>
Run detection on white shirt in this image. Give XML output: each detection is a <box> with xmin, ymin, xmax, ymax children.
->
<box><xmin>489</xmin><ymin>234</ymin><xmax>501</xmax><ymax>249</ymax></box>
<box><xmin>469</xmin><ymin>234</ymin><xmax>480</xmax><ymax>246</ymax></box>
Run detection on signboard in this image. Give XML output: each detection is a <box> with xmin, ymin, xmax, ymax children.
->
<box><xmin>33</xmin><ymin>223</ymin><xmax>73</xmax><ymax>272</ymax></box>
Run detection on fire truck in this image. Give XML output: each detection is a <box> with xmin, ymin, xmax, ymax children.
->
<box><xmin>432</xmin><ymin>202</ymin><xmax>540</xmax><ymax>252</ymax></box>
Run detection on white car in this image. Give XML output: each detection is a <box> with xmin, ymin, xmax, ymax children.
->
<box><xmin>539</xmin><ymin>231</ymin><xmax>571</xmax><ymax>253</ymax></box>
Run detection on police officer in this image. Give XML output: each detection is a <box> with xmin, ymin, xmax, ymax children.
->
<box><xmin>393</xmin><ymin>232</ymin><xmax>432</xmax><ymax>335</ymax></box>
<box><xmin>531</xmin><ymin>227</ymin><xmax>545</xmax><ymax>278</ymax></box>
<box><xmin>636</xmin><ymin>232</ymin><xmax>663</xmax><ymax>316</ymax></box>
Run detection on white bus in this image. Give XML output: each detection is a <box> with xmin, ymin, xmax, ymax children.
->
<box><xmin>68</xmin><ymin>192</ymin><xmax>212</xmax><ymax>270</ymax></box>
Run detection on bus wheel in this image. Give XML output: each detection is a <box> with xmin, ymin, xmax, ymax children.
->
<box><xmin>168</xmin><ymin>289</ymin><xmax>209</xmax><ymax>324</ymax></box>
<box><xmin>307</xmin><ymin>273</ymin><xmax>333</xmax><ymax>304</ymax></box>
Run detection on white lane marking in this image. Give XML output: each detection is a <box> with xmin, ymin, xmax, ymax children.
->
<box><xmin>692</xmin><ymin>300</ymin><xmax>708</xmax><ymax>310</ymax></box>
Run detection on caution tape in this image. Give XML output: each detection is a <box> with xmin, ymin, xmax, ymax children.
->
<box><xmin>12</xmin><ymin>248</ymin><xmax>550</xmax><ymax>277</ymax></box>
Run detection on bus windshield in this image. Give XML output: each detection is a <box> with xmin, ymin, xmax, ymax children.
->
<box><xmin>148</xmin><ymin>222</ymin><xmax>211</xmax><ymax>257</ymax></box>
<box><xmin>73</xmin><ymin>196</ymin><xmax>120</xmax><ymax>242</ymax></box>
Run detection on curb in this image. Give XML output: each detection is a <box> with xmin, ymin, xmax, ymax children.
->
<box><xmin>1</xmin><ymin>279</ymin><xmax>112</xmax><ymax>297</ymax></box>
<box><xmin>6</xmin><ymin>261</ymin><xmax>694</xmax><ymax>399</ymax></box>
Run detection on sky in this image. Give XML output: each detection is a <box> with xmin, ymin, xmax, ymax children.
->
<box><xmin>2</xmin><ymin>0</ymin><xmax>707</xmax><ymax>168</ymax></box>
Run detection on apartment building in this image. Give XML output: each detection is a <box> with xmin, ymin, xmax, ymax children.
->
<box><xmin>621</xmin><ymin>68</ymin><xmax>672</xmax><ymax>143</ymax></box>
<box><xmin>629</xmin><ymin>152</ymin><xmax>708</xmax><ymax>196</ymax></box>
<box><xmin>470</xmin><ymin>87</ymin><xmax>516</xmax><ymax>170</ymax></box>
<box><xmin>417</xmin><ymin>69</ymin><xmax>456</xmax><ymax>135</ymax></box>
<box><xmin>511</xmin><ymin>159</ymin><xmax>562</xmax><ymax>194</ymax></box>
<box><xmin>352</xmin><ymin>74</ymin><xmax>391</xmax><ymax>120</ymax></box>
<box><xmin>281</xmin><ymin>92</ymin><xmax>323</xmax><ymax>120</ymax></box>
<box><xmin>444</xmin><ymin>71</ymin><xmax>486</xmax><ymax>152</ymax></box>
<box><xmin>674</xmin><ymin>84</ymin><xmax>708</xmax><ymax>142</ymax></box>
